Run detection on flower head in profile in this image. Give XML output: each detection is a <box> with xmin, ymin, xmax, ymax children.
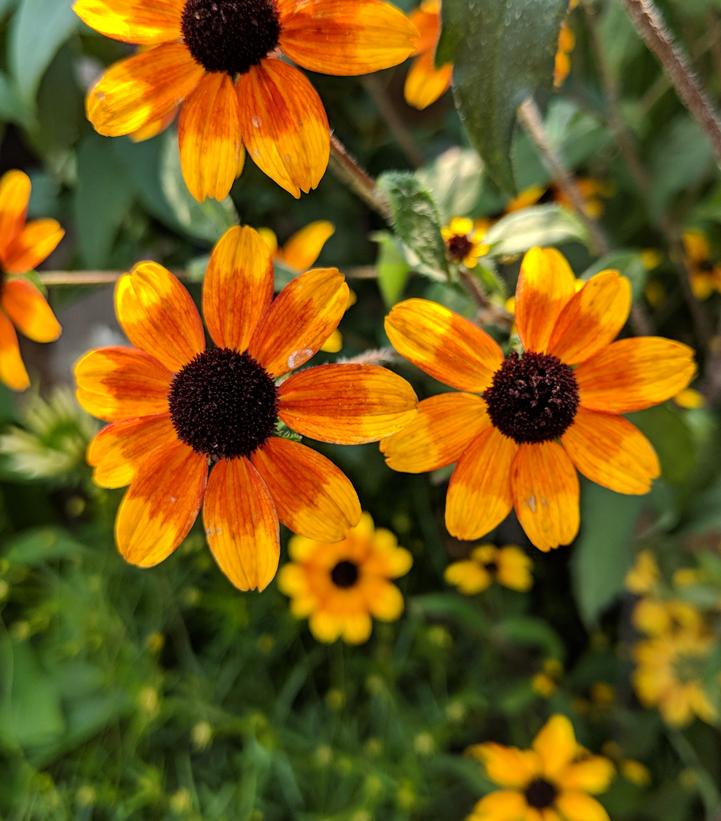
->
<box><xmin>467</xmin><ymin>714</ymin><xmax>614</xmax><ymax>821</ymax></box>
<box><xmin>74</xmin><ymin>0</ymin><xmax>418</xmax><ymax>201</ymax></box>
<box><xmin>0</xmin><ymin>171</ymin><xmax>64</xmax><ymax>391</ymax></box>
<box><xmin>278</xmin><ymin>512</ymin><xmax>412</xmax><ymax>643</ymax></box>
<box><xmin>445</xmin><ymin>543</ymin><xmax>532</xmax><ymax>595</ymax></box>
<box><xmin>441</xmin><ymin>217</ymin><xmax>490</xmax><ymax>269</ymax></box>
<box><xmin>382</xmin><ymin>247</ymin><xmax>696</xmax><ymax>551</ymax></box>
<box><xmin>75</xmin><ymin>225</ymin><xmax>417</xmax><ymax>590</ymax></box>
<box><xmin>682</xmin><ymin>230</ymin><xmax>721</xmax><ymax>299</ymax></box>
<box><xmin>404</xmin><ymin>0</ymin><xmax>452</xmax><ymax>110</ymax></box>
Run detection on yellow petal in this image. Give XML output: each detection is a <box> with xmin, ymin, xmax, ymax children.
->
<box><xmin>278</xmin><ymin>220</ymin><xmax>335</xmax><ymax>271</ymax></box>
<box><xmin>73</xmin><ymin>0</ymin><xmax>184</xmax><ymax>44</ymax></box>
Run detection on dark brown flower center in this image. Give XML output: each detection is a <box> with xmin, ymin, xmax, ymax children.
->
<box><xmin>331</xmin><ymin>560</ymin><xmax>360</xmax><ymax>589</ymax></box>
<box><xmin>483</xmin><ymin>352</ymin><xmax>579</xmax><ymax>444</ymax></box>
<box><xmin>524</xmin><ymin>778</ymin><xmax>558</xmax><ymax>809</ymax></box>
<box><xmin>168</xmin><ymin>348</ymin><xmax>278</xmax><ymax>460</ymax></box>
<box><xmin>447</xmin><ymin>234</ymin><xmax>474</xmax><ymax>262</ymax></box>
<box><xmin>181</xmin><ymin>0</ymin><xmax>281</xmax><ymax>76</ymax></box>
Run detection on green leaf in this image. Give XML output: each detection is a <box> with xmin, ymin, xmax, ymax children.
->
<box><xmin>438</xmin><ymin>0</ymin><xmax>567</xmax><ymax>193</ymax></box>
<box><xmin>632</xmin><ymin>406</ymin><xmax>697</xmax><ymax>486</ymax></box>
<box><xmin>485</xmin><ymin>204</ymin><xmax>589</xmax><ymax>257</ymax></box>
<box><xmin>493</xmin><ymin>616</ymin><xmax>564</xmax><ymax>659</ymax></box>
<box><xmin>0</xmin><ymin>72</ymin><xmax>30</xmax><ymax>127</ymax></box>
<box><xmin>417</xmin><ymin>147</ymin><xmax>483</xmax><ymax>221</ymax></box>
<box><xmin>582</xmin><ymin>251</ymin><xmax>649</xmax><ymax>300</ymax></box>
<box><xmin>3</xmin><ymin>527</ymin><xmax>86</xmax><ymax>566</ymax></box>
<box><xmin>372</xmin><ymin>231</ymin><xmax>412</xmax><ymax>307</ymax></box>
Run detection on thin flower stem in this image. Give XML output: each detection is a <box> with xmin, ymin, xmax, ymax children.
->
<box><xmin>337</xmin><ymin>347</ymin><xmax>400</xmax><ymax>366</ymax></box>
<box><xmin>362</xmin><ymin>75</ymin><xmax>425</xmax><ymax>169</ymax></box>
<box><xmin>460</xmin><ymin>270</ymin><xmax>513</xmax><ymax>330</ymax></box>
<box><xmin>328</xmin><ymin>133</ymin><xmax>393</xmax><ymax>221</ymax></box>
<box><xmin>622</xmin><ymin>0</ymin><xmax>721</xmax><ymax>164</ymax></box>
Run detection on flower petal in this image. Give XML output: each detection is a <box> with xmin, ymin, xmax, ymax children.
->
<box><xmin>533</xmin><ymin>715</ymin><xmax>578</xmax><ymax>777</ymax></box>
<box><xmin>366</xmin><ymin>581</ymin><xmax>404</xmax><ymax>620</ymax></box>
<box><xmin>115</xmin><ymin>262</ymin><xmax>205</xmax><ymax>372</ymax></box>
<box><xmin>0</xmin><ymin>311</ymin><xmax>30</xmax><ymax>391</ymax></box>
<box><xmin>381</xmin><ymin>392</ymin><xmax>489</xmax><ymax>473</ymax></box>
<box><xmin>202</xmin><ymin>225</ymin><xmax>274</xmax><ymax>352</ymax></box>
<box><xmin>445</xmin><ymin>426</ymin><xmax>517</xmax><ymax>540</ymax></box>
<box><xmin>548</xmin><ymin>270</ymin><xmax>631</xmax><ymax>365</ymax></box>
<box><xmin>251</xmin><ymin>437</ymin><xmax>360</xmax><ymax>542</ymax></box>
<box><xmin>575</xmin><ymin>338</ymin><xmax>697</xmax><ymax>414</ymax></box>
<box><xmin>469</xmin><ymin>790</ymin><xmax>527</xmax><ymax>820</ymax></box>
<box><xmin>385</xmin><ymin>299</ymin><xmax>504</xmax><ymax>392</ymax></box>
<box><xmin>562</xmin><ymin>407</ymin><xmax>660</xmax><ymax>494</ymax></box>
<box><xmin>116</xmin><ymin>440</ymin><xmax>207</xmax><ymax>567</ymax></box>
<box><xmin>248</xmin><ymin>267</ymin><xmax>348</xmax><ymax>377</ymax></box>
<box><xmin>555</xmin><ymin>793</ymin><xmax>610</xmax><ymax>821</ymax></box>
<box><xmin>236</xmin><ymin>59</ymin><xmax>329</xmax><ymax>198</ymax></box>
<box><xmin>278</xmin><ymin>220</ymin><xmax>335</xmax><ymax>271</ymax></box>
<box><xmin>73</xmin><ymin>0</ymin><xmax>184</xmax><ymax>44</ymax></box>
<box><xmin>444</xmin><ymin>560</ymin><xmax>492</xmax><ymax>594</ymax></box>
<box><xmin>404</xmin><ymin>51</ymin><xmax>452</xmax><ymax>110</ymax></box>
<box><xmin>469</xmin><ymin>744</ymin><xmax>541</xmax><ymax>788</ymax></box>
<box><xmin>87</xmin><ymin>43</ymin><xmax>203</xmax><ymax>137</ymax></box>
<box><xmin>1</xmin><ymin>279</ymin><xmax>61</xmax><ymax>343</ymax></box>
<box><xmin>0</xmin><ymin>170</ymin><xmax>30</xmax><ymax>258</ymax></box>
<box><xmin>341</xmin><ymin>612</ymin><xmax>373</xmax><ymax>644</ymax></box>
<box><xmin>560</xmin><ymin>758</ymin><xmax>615</xmax><ymax>794</ymax></box>
<box><xmin>75</xmin><ymin>346</ymin><xmax>172</xmax><ymax>421</ymax></box>
<box><xmin>87</xmin><ymin>413</ymin><xmax>176</xmax><ymax>488</ymax></box>
<box><xmin>2</xmin><ymin>219</ymin><xmax>64</xmax><ymax>274</ymax></box>
<box><xmin>278</xmin><ymin>364</ymin><xmax>418</xmax><ymax>444</ymax></box>
<box><xmin>515</xmin><ymin>247</ymin><xmax>576</xmax><ymax>353</ymax></box>
<box><xmin>178</xmin><ymin>72</ymin><xmax>244</xmax><ymax>202</ymax></box>
<box><xmin>203</xmin><ymin>457</ymin><xmax>280</xmax><ymax>591</ymax></box>
<box><xmin>278</xmin><ymin>0</ymin><xmax>418</xmax><ymax>75</ymax></box>
<box><xmin>511</xmin><ymin>443</ymin><xmax>580</xmax><ymax>551</ymax></box>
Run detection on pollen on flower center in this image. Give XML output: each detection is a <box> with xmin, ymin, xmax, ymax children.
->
<box><xmin>483</xmin><ymin>351</ymin><xmax>580</xmax><ymax>444</ymax></box>
<box><xmin>168</xmin><ymin>348</ymin><xmax>278</xmax><ymax>460</ymax></box>
<box><xmin>524</xmin><ymin>778</ymin><xmax>559</xmax><ymax>809</ymax></box>
<box><xmin>446</xmin><ymin>233</ymin><xmax>474</xmax><ymax>262</ymax></box>
<box><xmin>331</xmin><ymin>560</ymin><xmax>360</xmax><ymax>589</ymax></box>
<box><xmin>181</xmin><ymin>0</ymin><xmax>281</xmax><ymax>76</ymax></box>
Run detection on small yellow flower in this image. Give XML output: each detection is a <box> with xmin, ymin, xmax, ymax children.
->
<box><xmin>555</xmin><ymin>178</ymin><xmax>611</xmax><ymax>219</ymax></box>
<box><xmin>505</xmin><ymin>185</ymin><xmax>546</xmax><ymax>213</ymax></box>
<box><xmin>441</xmin><ymin>217</ymin><xmax>490</xmax><ymax>268</ymax></box>
<box><xmin>632</xmin><ymin>598</ymin><xmax>702</xmax><ymax>637</ymax></box>
<box><xmin>554</xmin><ymin>21</ymin><xmax>575</xmax><ymax>87</ymax></box>
<box><xmin>674</xmin><ymin>388</ymin><xmax>706</xmax><ymax>410</ymax></box>
<box><xmin>446</xmin><ymin>544</ymin><xmax>533</xmax><ymax>594</ymax></box>
<box><xmin>683</xmin><ymin>230</ymin><xmax>721</xmax><ymax>300</ymax></box>
<box><xmin>625</xmin><ymin>549</ymin><xmax>660</xmax><ymax>595</ymax></box>
<box><xmin>621</xmin><ymin>759</ymin><xmax>652</xmax><ymax>787</ymax></box>
<box><xmin>532</xmin><ymin>660</ymin><xmax>563</xmax><ymax>698</ymax></box>
<box><xmin>673</xmin><ymin>567</ymin><xmax>703</xmax><ymax>587</ymax></box>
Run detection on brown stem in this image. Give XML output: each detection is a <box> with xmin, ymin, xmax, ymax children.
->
<box><xmin>328</xmin><ymin>133</ymin><xmax>393</xmax><ymax>221</ymax></box>
<box><xmin>362</xmin><ymin>75</ymin><xmax>425</xmax><ymax>168</ymax></box>
<box><xmin>337</xmin><ymin>347</ymin><xmax>400</xmax><ymax>366</ymax></box>
<box><xmin>460</xmin><ymin>270</ymin><xmax>513</xmax><ymax>329</ymax></box>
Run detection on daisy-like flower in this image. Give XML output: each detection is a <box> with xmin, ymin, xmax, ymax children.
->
<box><xmin>682</xmin><ymin>230</ymin><xmax>721</xmax><ymax>299</ymax></box>
<box><xmin>74</xmin><ymin>0</ymin><xmax>418</xmax><ymax>202</ymax></box>
<box><xmin>632</xmin><ymin>597</ymin><xmax>701</xmax><ymax>637</ymax></box>
<box><xmin>625</xmin><ymin>549</ymin><xmax>660</xmax><ymax>595</ymax></box>
<box><xmin>441</xmin><ymin>217</ymin><xmax>490</xmax><ymax>269</ymax></box>
<box><xmin>382</xmin><ymin>247</ymin><xmax>696</xmax><ymax>551</ymax></box>
<box><xmin>445</xmin><ymin>543</ymin><xmax>532</xmax><ymax>594</ymax></box>
<box><xmin>0</xmin><ymin>171</ymin><xmax>64</xmax><ymax>391</ymax></box>
<box><xmin>403</xmin><ymin>0</ymin><xmax>452</xmax><ymax>110</ymax></box>
<box><xmin>278</xmin><ymin>512</ymin><xmax>412</xmax><ymax>643</ymax></box>
<box><xmin>74</xmin><ymin>225</ymin><xmax>417</xmax><ymax>590</ymax></box>
<box><xmin>467</xmin><ymin>714</ymin><xmax>614</xmax><ymax>821</ymax></box>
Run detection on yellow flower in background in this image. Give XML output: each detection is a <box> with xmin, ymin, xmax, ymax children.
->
<box><xmin>625</xmin><ymin>549</ymin><xmax>660</xmax><ymax>595</ymax></box>
<box><xmin>673</xmin><ymin>388</ymin><xmax>706</xmax><ymax>409</ymax></box>
<box><xmin>621</xmin><ymin>759</ymin><xmax>652</xmax><ymax>787</ymax></box>
<box><xmin>404</xmin><ymin>0</ymin><xmax>453</xmax><ymax>110</ymax></box>
<box><xmin>554</xmin><ymin>179</ymin><xmax>612</xmax><ymax>220</ymax></box>
<box><xmin>532</xmin><ymin>658</ymin><xmax>563</xmax><ymax>698</ymax></box>
<box><xmin>278</xmin><ymin>513</ymin><xmax>412</xmax><ymax>644</ymax></box>
<box><xmin>445</xmin><ymin>544</ymin><xmax>533</xmax><ymax>594</ymax></box>
<box><xmin>682</xmin><ymin>230</ymin><xmax>721</xmax><ymax>299</ymax></box>
<box><xmin>74</xmin><ymin>0</ymin><xmax>418</xmax><ymax>201</ymax></box>
<box><xmin>441</xmin><ymin>217</ymin><xmax>490</xmax><ymax>268</ymax></box>
<box><xmin>632</xmin><ymin>598</ymin><xmax>702</xmax><ymax>637</ymax></box>
<box><xmin>467</xmin><ymin>714</ymin><xmax>614</xmax><ymax>821</ymax></box>
<box><xmin>0</xmin><ymin>171</ymin><xmax>63</xmax><ymax>391</ymax></box>
<box><xmin>505</xmin><ymin>185</ymin><xmax>546</xmax><ymax>214</ymax></box>
<box><xmin>555</xmin><ymin>0</ymin><xmax>579</xmax><ymax>88</ymax></box>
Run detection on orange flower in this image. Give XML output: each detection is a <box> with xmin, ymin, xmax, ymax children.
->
<box><xmin>404</xmin><ymin>0</ymin><xmax>452</xmax><ymax>110</ymax></box>
<box><xmin>75</xmin><ymin>225</ymin><xmax>417</xmax><ymax>590</ymax></box>
<box><xmin>74</xmin><ymin>0</ymin><xmax>418</xmax><ymax>202</ymax></box>
<box><xmin>382</xmin><ymin>247</ymin><xmax>696</xmax><ymax>551</ymax></box>
<box><xmin>0</xmin><ymin>171</ymin><xmax>64</xmax><ymax>391</ymax></box>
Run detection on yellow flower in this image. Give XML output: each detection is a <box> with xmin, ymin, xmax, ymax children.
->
<box><xmin>467</xmin><ymin>714</ymin><xmax>614</xmax><ymax>821</ymax></box>
<box><xmin>278</xmin><ymin>513</ymin><xmax>412</xmax><ymax>644</ymax></box>
<box><xmin>673</xmin><ymin>387</ymin><xmax>705</xmax><ymax>409</ymax></box>
<box><xmin>682</xmin><ymin>230</ymin><xmax>721</xmax><ymax>299</ymax></box>
<box><xmin>532</xmin><ymin>659</ymin><xmax>563</xmax><ymax>698</ymax></box>
<box><xmin>505</xmin><ymin>185</ymin><xmax>547</xmax><ymax>214</ymax></box>
<box><xmin>441</xmin><ymin>217</ymin><xmax>490</xmax><ymax>268</ymax></box>
<box><xmin>625</xmin><ymin>549</ymin><xmax>660</xmax><ymax>595</ymax></box>
<box><xmin>554</xmin><ymin>1</ymin><xmax>578</xmax><ymax>87</ymax></box>
<box><xmin>554</xmin><ymin>178</ymin><xmax>611</xmax><ymax>219</ymax></box>
<box><xmin>404</xmin><ymin>0</ymin><xmax>453</xmax><ymax>110</ymax></box>
<box><xmin>74</xmin><ymin>0</ymin><xmax>418</xmax><ymax>201</ymax></box>
<box><xmin>621</xmin><ymin>759</ymin><xmax>651</xmax><ymax>787</ymax></box>
<box><xmin>445</xmin><ymin>543</ymin><xmax>533</xmax><ymax>594</ymax></box>
<box><xmin>632</xmin><ymin>598</ymin><xmax>702</xmax><ymax>637</ymax></box>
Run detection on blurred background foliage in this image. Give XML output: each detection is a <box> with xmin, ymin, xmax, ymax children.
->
<box><xmin>1</xmin><ymin>0</ymin><xmax>721</xmax><ymax>818</ymax></box>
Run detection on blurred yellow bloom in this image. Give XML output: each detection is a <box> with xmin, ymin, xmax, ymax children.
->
<box><xmin>644</xmin><ymin>279</ymin><xmax>666</xmax><ymax>308</ymax></box>
<box><xmin>441</xmin><ymin>216</ymin><xmax>490</xmax><ymax>268</ymax></box>
<box><xmin>278</xmin><ymin>513</ymin><xmax>412</xmax><ymax>645</ymax></box>
<box><xmin>641</xmin><ymin>249</ymin><xmax>663</xmax><ymax>271</ymax></box>
<box><xmin>683</xmin><ymin>230</ymin><xmax>721</xmax><ymax>300</ymax></box>
<box><xmin>445</xmin><ymin>544</ymin><xmax>533</xmax><ymax>594</ymax></box>
<box><xmin>621</xmin><ymin>759</ymin><xmax>652</xmax><ymax>787</ymax></box>
<box><xmin>554</xmin><ymin>21</ymin><xmax>575</xmax><ymax>87</ymax></box>
<box><xmin>632</xmin><ymin>598</ymin><xmax>702</xmax><ymax>637</ymax></box>
<box><xmin>673</xmin><ymin>567</ymin><xmax>703</xmax><ymax>587</ymax></box>
<box><xmin>674</xmin><ymin>387</ymin><xmax>706</xmax><ymax>409</ymax></box>
<box><xmin>625</xmin><ymin>549</ymin><xmax>660</xmax><ymax>595</ymax></box>
<box><xmin>555</xmin><ymin>178</ymin><xmax>612</xmax><ymax>219</ymax></box>
<box><xmin>505</xmin><ymin>185</ymin><xmax>546</xmax><ymax>213</ymax></box>
<box><xmin>532</xmin><ymin>659</ymin><xmax>563</xmax><ymax>698</ymax></box>
<box><xmin>404</xmin><ymin>0</ymin><xmax>453</xmax><ymax>110</ymax></box>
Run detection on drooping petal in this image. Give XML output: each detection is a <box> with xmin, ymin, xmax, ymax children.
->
<box><xmin>469</xmin><ymin>743</ymin><xmax>541</xmax><ymax>788</ymax></box>
<box><xmin>251</xmin><ymin>437</ymin><xmax>360</xmax><ymax>542</ymax></box>
<box><xmin>236</xmin><ymin>59</ymin><xmax>329</xmax><ymax>197</ymax></box>
<box><xmin>75</xmin><ymin>346</ymin><xmax>173</xmax><ymax>421</ymax></box>
<box><xmin>115</xmin><ymin>262</ymin><xmax>205</xmax><ymax>372</ymax></box>
<box><xmin>86</xmin><ymin>43</ymin><xmax>204</xmax><ymax>137</ymax></box>
<box><xmin>202</xmin><ymin>225</ymin><xmax>274</xmax><ymax>352</ymax></box>
<box><xmin>380</xmin><ymin>392</ymin><xmax>489</xmax><ymax>473</ymax></box>
<box><xmin>560</xmin><ymin>758</ymin><xmax>615</xmax><ymax>794</ymax></box>
<box><xmin>278</xmin><ymin>364</ymin><xmax>418</xmax><ymax>444</ymax></box>
<box><xmin>404</xmin><ymin>51</ymin><xmax>452</xmax><ymax>110</ymax></box>
<box><xmin>115</xmin><ymin>440</ymin><xmax>207</xmax><ymax>567</ymax></box>
<box><xmin>278</xmin><ymin>220</ymin><xmax>335</xmax><ymax>271</ymax></box>
<box><xmin>468</xmin><ymin>791</ymin><xmax>528</xmax><ymax>820</ymax></box>
<box><xmin>2</xmin><ymin>220</ymin><xmax>64</xmax><ymax>274</ymax></box>
<box><xmin>547</xmin><ymin>270</ymin><xmax>631</xmax><ymax>365</ymax></box>
<box><xmin>0</xmin><ymin>170</ymin><xmax>30</xmax><ymax>258</ymax></box>
<box><xmin>73</xmin><ymin>0</ymin><xmax>184</xmax><ymax>44</ymax></box>
<box><xmin>87</xmin><ymin>413</ymin><xmax>176</xmax><ymax>488</ymax></box>
<box><xmin>0</xmin><ymin>311</ymin><xmax>30</xmax><ymax>391</ymax></box>
<box><xmin>555</xmin><ymin>793</ymin><xmax>610</xmax><ymax>821</ymax></box>
<box><xmin>178</xmin><ymin>72</ymin><xmax>244</xmax><ymax>202</ymax></box>
<box><xmin>445</xmin><ymin>426</ymin><xmax>517</xmax><ymax>540</ymax></box>
<box><xmin>203</xmin><ymin>457</ymin><xmax>280</xmax><ymax>591</ymax></box>
<box><xmin>248</xmin><ymin>267</ymin><xmax>348</xmax><ymax>377</ymax></box>
<box><xmin>1</xmin><ymin>279</ymin><xmax>61</xmax><ymax>343</ymax></box>
<box><xmin>385</xmin><ymin>299</ymin><xmax>504</xmax><ymax>392</ymax></box>
<box><xmin>575</xmin><ymin>338</ymin><xmax>697</xmax><ymax>414</ymax></box>
<box><xmin>515</xmin><ymin>247</ymin><xmax>576</xmax><ymax>353</ymax></box>
<box><xmin>278</xmin><ymin>0</ymin><xmax>418</xmax><ymax>75</ymax></box>
<box><xmin>533</xmin><ymin>715</ymin><xmax>578</xmax><ymax>777</ymax></box>
<box><xmin>562</xmin><ymin>407</ymin><xmax>660</xmax><ymax>494</ymax></box>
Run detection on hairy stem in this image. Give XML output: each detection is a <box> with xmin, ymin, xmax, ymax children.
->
<box><xmin>329</xmin><ymin>133</ymin><xmax>392</xmax><ymax>221</ymax></box>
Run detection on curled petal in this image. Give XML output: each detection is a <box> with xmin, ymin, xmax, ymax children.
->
<box><xmin>1</xmin><ymin>279</ymin><xmax>61</xmax><ymax>343</ymax></box>
<box><xmin>278</xmin><ymin>221</ymin><xmax>335</xmax><ymax>271</ymax></box>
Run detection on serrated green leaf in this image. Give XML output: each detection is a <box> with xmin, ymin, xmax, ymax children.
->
<box><xmin>485</xmin><ymin>204</ymin><xmax>589</xmax><ymax>257</ymax></box>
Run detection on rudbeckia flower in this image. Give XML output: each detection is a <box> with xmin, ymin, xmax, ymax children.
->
<box><xmin>404</xmin><ymin>0</ymin><xmax>452</xmax><ymax>110</ymax></box>
<box><xmin>467</xmin><ymin>714</ymin><xmax>614</xmax><ymax>821</ymax></box>
<box><xmin>382</xmin><ymin>247</ymin><xmax>696</xmax><ymax>551</ymax></box>
<box><xmin>445</xmin><ymin>543</ymin><xmax>532</xmax><ymax>594</ymax></box>
<box><xmin>441</xmin><ymin>217</ymin><xmax>490</xmax><ymax>269</ymax></box>
<box><xmin>74</xmin><ymin>225</ymin><xmax>417</xmax><ymax>591</ymax></box>
<box><xmin>74</xmin><ymin>0</ymin><xmax>418</xmax><ymax>201</ymax></box>
<box><xmin>278</xmin><ymin>512</ymin><xmax>412</xmax><ymax>643</ymax></box>
<box><xmin>0</xmin><ymin>171</ymin><xmax>64</xmax><ymax>391</ymax></box>
<box><xmin>682</xmin><ymin>230</ymin><xmax>721</xmax><ymax>299</ymax></box>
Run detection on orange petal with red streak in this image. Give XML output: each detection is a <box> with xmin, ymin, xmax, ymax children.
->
<box><xmin>1</xmin><ymin>279</ymin><xmax>61</xmax><ymax>343</ymax></box>
<box><xmin>73</xmin><ymin>0</ymin><xmax>184</xmax><ymax>44</ymax></box>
